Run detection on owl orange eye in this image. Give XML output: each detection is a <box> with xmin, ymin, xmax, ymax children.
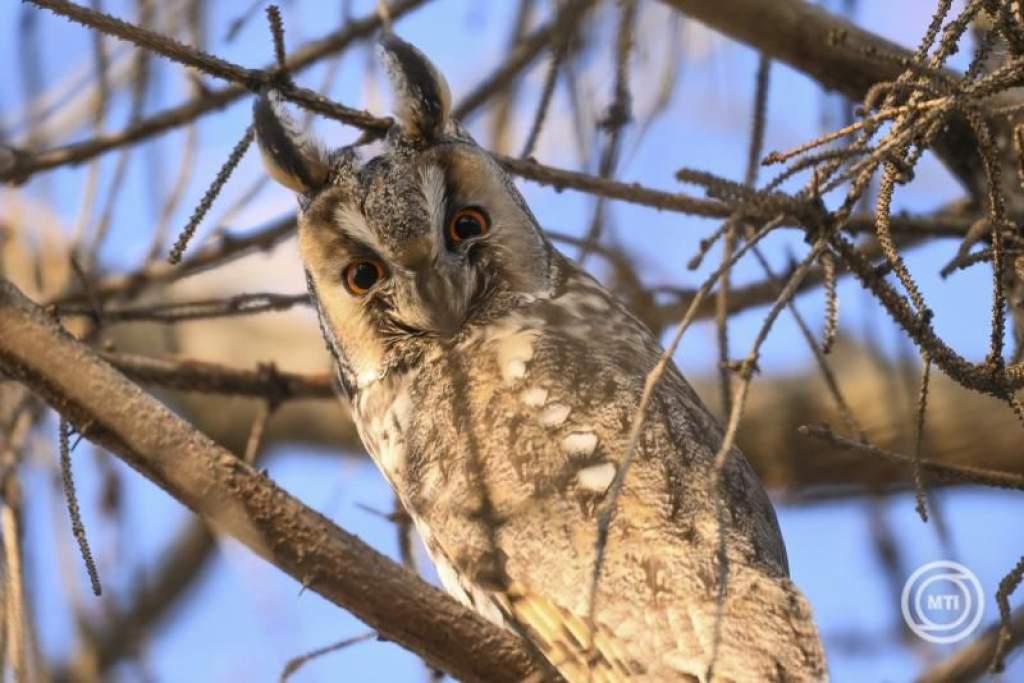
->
<box><xmin>447</xmin><ymin>207</ymin><xmax>489</xmax><ymax>247</ymax></box>
<box><xmin>343</xmin><ymin>260</ymin><xmax>386</xmax><ymax>295</ymax></box>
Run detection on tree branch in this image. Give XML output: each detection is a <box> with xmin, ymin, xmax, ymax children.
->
<box><xmin>659</xmin><ymin>0</ymin><xmax>982</xmax><ymax>192</ymax></box>
<box><xmin>2</xmin><ymin>0</ymin><xmax>430</xmax><ymax>183</ymax></box>
<box><xmin>915</xmin><ymin>607</ymin><xmax>1024</xmax><ymax>683</ymax></box>
<box><xmin>53</xmin><ymin>214</ymin><xmax>298</xmax><ymax>306</ymax></box>
<box><xmin>0</xmin><ymin>277</ymin><xmax>541</xmax><ymax>683</ymax></box>
<box><xmin>452</xmin><ymin>0</ymin><xmax>596</xmax><ymax>121</ymax></box>
<box><xmin>15</xmin><ymin>0</ymin><xmax>975</xmax><ymax>239</ymax></box>
<box><xmin>101</xmin><ymin>352</ymin><xmax>334</xmax><ymax>400</ymax></box>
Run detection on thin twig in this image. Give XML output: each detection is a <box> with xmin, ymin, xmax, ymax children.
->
<box><xmin>586</xmin><ymin>216</ymin><xmax>784</xmax><ymax>632</ymax></box>
<box><xmin>57</xmin><ymin>292</ymin><xmax>310</xmax><ymax>324</ymax></box>
<box><xmin>706</xmin><ymin>241</ymin><xmax>826</xmax><ymax>680</ymax></box>
<box><xmin>243</xmin><ymin>401</ymin><xmax>274</xmax><ymax>465</ymax></box>
<box><xmin>1</xmin><ymin>482</ymin><xmax>28</xmax><ymax>682</ymax></box>
<box><xmin>59</xmin><ymin>419</ymin><xmax>102</xmax><ymax>596</ymax></box>
<box><xmin>799</xmin><ymin>424</ymin><xmax>1024</xmax><ymax>491</ymax></box>
<box><xmin>576</xmin><ymin>0</ymin><xmax>636</xmax><ymax>265</ymax></box>
<box><xmin>916</xmin><ymin>607</ymin><xmax>1024</xmax><ymax>683</ymax></box>
<box><xmin>54</xmin><ymin>516</ymin><xmax>216</xmax><ymax>682</ymax></box>
<box><xmin>911</xmin><ymin>354</ymin><xmax>932</xmax><ymax>522</ymax></box>
<box><xmin>992</xmin><ymin>554</ymin><xmax>1024</xmax><ymax>672</ymax></box>
<box><xmin>279</xmin><ymin>632</ymin><xmax>376</xmax><ymax>682</ymax></box>
<box><xmin>265</xmin><ymin>5</ymin><xmax>288</xmax><ymax>75</ymax></box>
<box><xmin>168</xmin><ymin>126</ymin><xmax>254</xmax><ymax>264</ymax></box>
<box><xmin>452</xmin><ymin>0</ymin><xmax>594</xmax><ymax>121</ymax></box>
<box><xmin>821</xmin><ymin>249</ymin><xmax>839</xmax><ymax>354</ymax></box>
<box><xmin>55</xmin><ymin>214</ymin><xmax>298</xmax><ymax>307</ymax></box>
<box><xmin>518</xmin><ymin>12</ymin><xmax>572</xmax><ymax>159</ymax></box>
<box><xmin>3</xmin><ymin>0</ymin><xmax>427</xmax><ymax>183</ymax></box>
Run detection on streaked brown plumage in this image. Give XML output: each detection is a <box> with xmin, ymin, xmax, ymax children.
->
<box><xmin>253</xmin><ymin>33</ymin><xmax>827</xmax><ymax>682</ymax></box>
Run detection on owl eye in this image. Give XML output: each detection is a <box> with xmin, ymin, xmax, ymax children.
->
<box><xmin>343</xmin><ymin>259</ymin><xmax>386</xmax><ymax>295</ymax></box>
<box><xmin>447</xmin><ymin>207</ymin><xmax>490</xmax><ymax>248</ymax></box>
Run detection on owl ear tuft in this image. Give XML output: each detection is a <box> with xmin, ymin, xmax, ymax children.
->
<box><xmin>378</xmin><ymin>33</ymin><xmax>452</xmax><ymax>142</ymax></box>
<box><xmin>253</xmin><ymin>89</ymin><xmax>330</xmax><ymax>194</ymax></box>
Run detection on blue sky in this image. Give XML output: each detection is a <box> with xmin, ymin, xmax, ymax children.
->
<box><xmin>3</xmin><ymin>0</ymin><xmax>1023</xmax><ymax>681</ymax></box>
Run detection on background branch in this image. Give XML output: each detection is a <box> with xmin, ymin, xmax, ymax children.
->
<box><xmin>660</xmin><ymin>0</ymin><xmax>983</xmax><ymax>191</ymax></box>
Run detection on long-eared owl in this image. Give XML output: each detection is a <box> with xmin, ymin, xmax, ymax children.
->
<box><xmin>253</xmin><ymin>32</ymin><xmax>826</xmax><ymax>683</ymax></box>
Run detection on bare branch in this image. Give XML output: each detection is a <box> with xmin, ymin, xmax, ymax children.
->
<box><xmin>101</xmin><ymin>352</ymin><xmax>333</xmax><ymax>400</ymax></box>
<box><xmin>659</xmin><ymin>0</ymin><xmax>983</xmax><ymax>191</ymax></box>
<box><xmin>54</xmin><ymin>214</ymin><xmax>297</xmax><ymax>306</ymax></box>
<box><xmin>916</xmin><ymin>607</ymin><xmax>1024</xmax><ymax>683</ymax></box>
<box><xmin>2</xmin><ymin>0</ymin><xmax>429</xmax><ymax>183</ymax></box>
<box><xmin>798</xmin><ymin>424</ymin><xmax>1024</xmax><ymax>492</ymax></box>
<box><xmin>59</xmin><ymin>292</ymin><xmax>310</xmax><ymax>325</ymax></box>
<box><xmin>453</xmin><ymin>0</ymin><xmax>595</xmax><ymax>121</ymax></box>
<box><xmin>279</xmin><ymin>632</ymin><xmax>376</xmax><ymax>682</ymax></box>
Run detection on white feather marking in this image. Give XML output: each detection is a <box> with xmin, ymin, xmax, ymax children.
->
<box><xmin>539</xmin><ymin>403</ymin><xmax>571</xmax><ymax>427</ymax></box>
<box><xmin>503</xmin><ymin>360</ymin><xmax>526</xmax><ymax>382</ymax></box>
<box><xmin>419</xmin><ymin>166</ymin><xmax>447</xmax><ymax>239</ymax></box>
<box><xmin>576</xmin><ymin>462</ymin><xmax>616</xmax><ymax>494</ymax></box>
<box><xmin>496</xmin><ymin>328</ymin><xmax>539</xmax><ymax>385</ymax></box>
<box><xmin>520</xmin><ymin>387</ymin><xmax>549</xmax><ymax>407</ymax></box>
<box><xmin>562</xmin><ymin>432</ymin><xmax>599</xmax><ymax>456</ymax></box>
<box><xmin>432</xmin><ymin>553</ymin><xmax>472</xmax><ymax>605</ymax></box>
<box><xmin>377</xmin><ymin>434</ymin><xmax>401</xmax><ymax>472</ymax></box>
<box><xmin>663</xmin><ymin>652</ymin><xmax>705</xmax><ymax>680</ymax></box>
<box><xmin>357</xmin><ymin>367</ymin><xmax>381</xmax><ymax>387</ymax></box>
<box><xmin>334</xmin><ymin>204</ymin><xmax>389</xmax><ymax>258</ymax></box>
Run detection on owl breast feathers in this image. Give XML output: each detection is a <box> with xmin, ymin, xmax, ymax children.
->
<box><xmin>254</xmin><ymin>33</ymin><xmax>827</xmax><ymax>683</ymax></box>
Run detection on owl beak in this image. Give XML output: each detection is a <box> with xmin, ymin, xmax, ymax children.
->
<box><xmin>415</xmin><ymin>268</ymin><xmax>464</xmax><ymax>338</ymax></box>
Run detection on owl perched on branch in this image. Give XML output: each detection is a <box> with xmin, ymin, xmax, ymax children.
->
<box><xmin>253</xmin><ymin>33</ymin><xmax>826</xmax><ymax>683</ymax></box>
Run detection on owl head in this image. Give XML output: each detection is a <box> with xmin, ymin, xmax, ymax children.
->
<box><xmin>254</xmin><ymin>34</ymin><xmax>555</xmax><ymax>392</ymax></box>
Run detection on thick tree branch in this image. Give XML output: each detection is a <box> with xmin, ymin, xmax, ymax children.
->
<box><xmin>0</xmin><ymin>278</ymin><xmax>541</xmax><ymax>683</ymax></box>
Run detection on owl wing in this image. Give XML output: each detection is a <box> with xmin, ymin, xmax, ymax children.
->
<box><xmin>493</xmin><ymin>565</ymin><xmax>826</xmax><ymax>683</ymax></box>
<box><xmin>467</xmin><ymin>316</ymin><xmax>826</xmax><ymax>681</ymax></box>
<box><xmin>400</xmin><ymin>264</ymin><xmax>826</xmax><ymax>680</ymax></box>
<box><xmin>502</xmin><ymin>589</ymin><xmax>641</xmax><ymax>683</ymax></box>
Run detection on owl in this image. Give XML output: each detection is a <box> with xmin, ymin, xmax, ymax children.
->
<box><xmin>253</xmin><ymin>34</ymin><xmax>827</xmax><ymax>683</ymax></box>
